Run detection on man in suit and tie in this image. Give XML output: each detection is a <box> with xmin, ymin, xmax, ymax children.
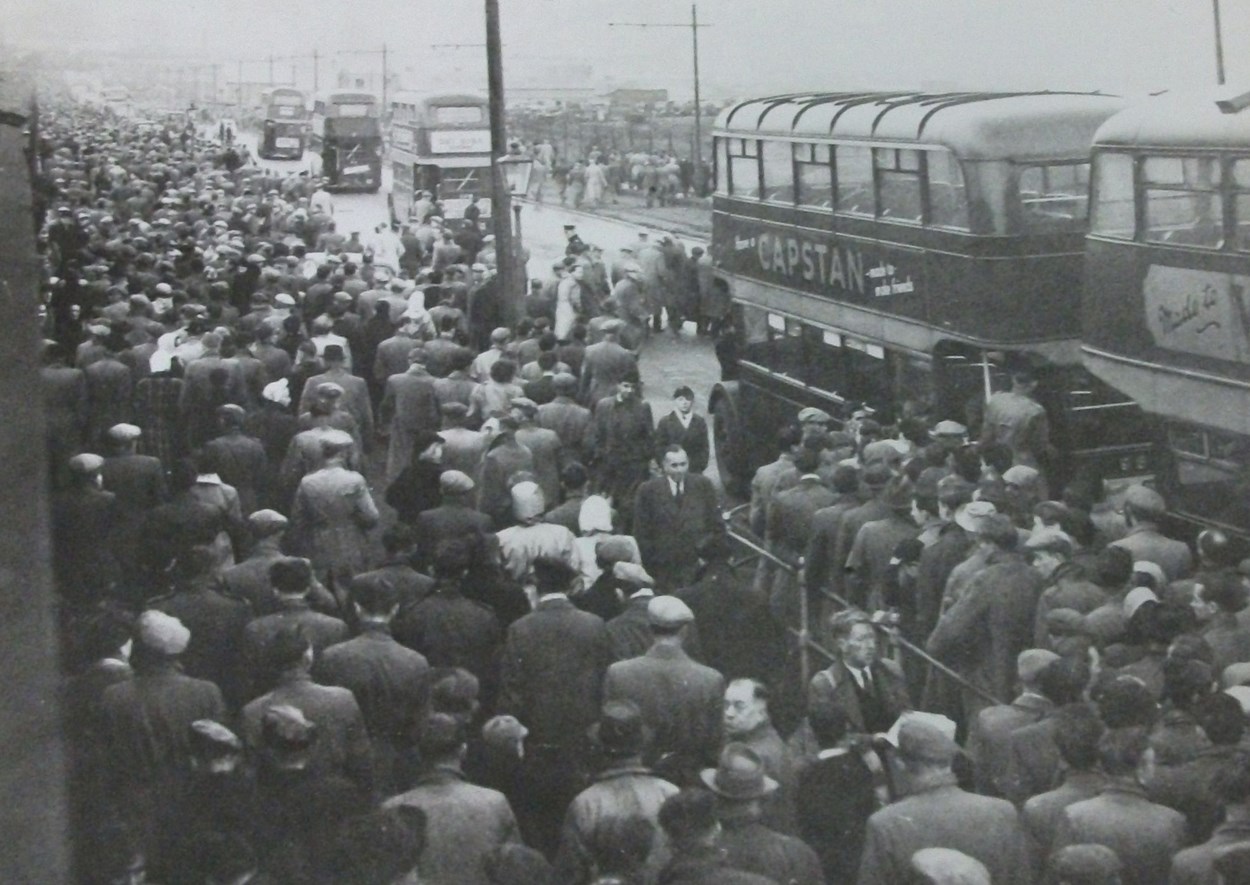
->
<box><xmin>632</xmin><ymin>445</ymin><xmax>723</xmax><ymax>592</ymax></box>
<box><xmin>807</xmin><ymin>609</ymin><xmax>911</xmax><ymax>739</ymax></box>
<box><xmin>653</xmin><ymin>386</ymin><xmax>709</xmax><ymax>475</ymax></box>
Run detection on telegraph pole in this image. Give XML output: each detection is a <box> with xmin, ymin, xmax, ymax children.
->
<box><xmin>268</xmin><ymin>54</ymin><xmax>275</xmax><ymax>85</ymax></box>
<box><xmin>313</xmin><ymin>48</ymin><xmax>320</xmax><ymax>92</ymax></box>
<box><xmin>382</xmin><ymin>42</ymin><xmax>388</xmax><ymax>108</ymax></box>
<box><xmin>236</xmin><ymin>59</ymin><xmax>243</xmax><ymax>108</ymax></box>
<box><xmin>608</xmin><ymin>5</ymin><xmax>713</xmax><ymax>195</ymax></box>
<box><xmin>485</xmin><ymin>0</ymin><xmax>519</xmax><ymax>322</ymax></box>
<box><xmin>1213</xmin><ymin>0</ymin><xmax>1227</xmax><ymax>85</ymax></box>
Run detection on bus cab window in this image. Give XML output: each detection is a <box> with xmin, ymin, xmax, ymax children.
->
<box><xmin>1090</xmin><ymin>152</ymin><xmax>1135</xmax><ymax>239</ymax></box>
<box><xmin>1017</xmin><ymin>163</ymin><xmax>1090</xmax><ymax>233</ymax></box>
<box><xmin>927</xmin><ymin>150</ymin><xmax>969</xmax><ymax>230</ymax></box>
<box><xmin>1143</xmin><ymin>156</ymin><xmax>1223</xmax><ymax>248</ymax></box>
<box><xmin>835</xmin><ymin>145</ymin><xmax>874</xmax><ymax>216</ymax></box>
<box><xmin>1168</xmin><ymin>424</ymin><xmax>1250</xmax><ymax>530</ymax></box>
<box><xmin>761</xmin><ymin>140</ymin><xmax>795</xmax><ymax>204</ymax></box>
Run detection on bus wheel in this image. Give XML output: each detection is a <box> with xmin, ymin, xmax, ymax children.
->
<box><xmin>712</xmin><ymin>388</ymin><xmax>746</xmax><ymax>499</ymax></box>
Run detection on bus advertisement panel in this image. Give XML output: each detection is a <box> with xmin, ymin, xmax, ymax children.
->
<box><xmin>1083</xmin><ymin>90</ymin><xmax>1250</xmax><ymax>537</ymax></box>
<box><xmin>310</xmin><ymin>91</ymin><xmax>382</xmax><ymax>192</ymax></box>
<box><xmin>389</xmin><ymin>92</ymin><xmax>492</xmax><ymax>225</ymax></box>
<box><xmin>707</xmin><ymin>91</ymin><xmax>1153</xmax><ymax>498</ymax></box>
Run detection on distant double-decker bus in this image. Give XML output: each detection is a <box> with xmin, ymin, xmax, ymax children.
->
<box><xmin>310</xmin><ymin>91</ymin><xmax>383</xmax><ymax>192</ymax></box>
<box><xmin>388</xmin><ymin>91</ymin><xmax>492</xmax><ymax>226</ymax></box>
<box><xmin>259</xmin><ymin>87</ymin><xmax>307</xmax><ymax>160</ymax></box>
<box><xmin>708</xmin><ymin>91</ymin><xmax>1153</xmax><ymax>496</ymax></box>
<box><xmin>1084</xmin><ymin>90</ymin><xmax>1250</xmax><ymax>537</ymax></box>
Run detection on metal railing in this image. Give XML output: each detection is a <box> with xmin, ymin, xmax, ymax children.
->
<box><xmin>722</xmin><ymin>504</ymin><xmax>1004</xmax><ymax>707</ymax></box>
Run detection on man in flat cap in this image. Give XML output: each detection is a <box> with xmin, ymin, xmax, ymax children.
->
<box><xmin>579</xmin><ymin>319</ymin><xmax>638</xmax><ymax>408</ymax></box>
<box><xmin>553</xmin><ymin>700</ymin><xmax>678</xmax><ymax>885</ymax></box>
<box><xmin>84</xmin><ymin>333</ymin><xmax>135</xmax><ymax>449</ymax></box>
<box><xmin>100</xmin><ymin>422</ymin><xmax>167</xmax><ymax>576</ymax></box>
<box><xmin>100</xmin><ymin>611</ymin><xmax>227</xmax><ymax>859</ymax></box>
<box><xmin>604</xmin><ymin>595</ymin><xmax>725</xmax><ymax>784</ymax></box>
<box><xmin>348</xmin><ymin>523</ymin><xmax>435</xmax><ymax>612</ymax></box>
<box><xmin>1110</xmin><ymin>484</ymin><xmax>1193</xmax><ymax>582</ymax></box>
<box><xmin>512</xmin><ymin>397</ymin><xmax>562</xmax><ymax>506</ymax></box>
<box><xmin>241</xmin><ymin>626</ymin><xmax>372</xmax><ymax>793</ymax></box>
<box><xmin>52</xmin><ymin>452</ymin><xmax>121</xmax><ymax>604</ymax></box>
<box><xmin>966</xmin><ymin>649</ymin><xmax>1060</xmax><ymax>796</ymax></box>
<box><xmin>289</xmin><ymin>435</ymin><xmax>379</xmax><ymax>592</ymax></box>
<box><xmin>499</xmin><ymin>557</ymin><xmax>612</xmax><ymax>854</ymax></box>
<box><xmin>437</xmin><ymin>401</ymin><xmax>489</xmax><ymax>479</ymax></box>
<box><xmin>537</xmin><ymin>373</ymin><xmax>591</xmax><ymax>459</ymax></box>
<box><xmin>202</xmin><ymin>404</ymin><xmax>269</xmax><ymax>515</ymax></box>
<box><xmin>216</xmin><ymin>511</ymin><xmax>322</xmax><ymax>615</ymax></box>
<box><xmin>413</xmin><ymin>470</ymin><xmax>493</xmax><ymax>572</ymax></box>
<box><xmin>379</xmin><ymin>346</ymin><xmax>441</xmax><ymax>486</ymax></box>
<box><xmin>858</xmin><ymin>712</ymin><xmax>1031</xmax><ymax>885</ymax></box>
<box><xmin>657</xmin><ymin>789</ymin><xmax>777</xmax><ymax>884</ymax></box>
<box><xmin>298</xmin><ymin>344</ymin><xmax>373</xmax><ymax>452</ymax></box>
<box><xmin>604</xmin><ymin>562</ymin><xmax>661</xmax><ymax>662</ymax></box>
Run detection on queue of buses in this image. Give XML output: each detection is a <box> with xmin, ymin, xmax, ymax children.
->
<box><xmin>705</xmin><ymin>89</ymin><xmax>1250</xmax><ymax>544</ymax></box>
<box><xmin>248</xmin><ymin>87</ymin><xmax>492</xmax><ymax>227</ymax></box>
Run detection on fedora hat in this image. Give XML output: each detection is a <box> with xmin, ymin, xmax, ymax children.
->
<box><xmin>700</xmin><ymin>743</ymin><xmax>778</xmax><ymax>800</ymax></box>
<box><xmin>587</xmin><ymin>700</ymin><xmax>650</xmax><ymax>758</ymax></box>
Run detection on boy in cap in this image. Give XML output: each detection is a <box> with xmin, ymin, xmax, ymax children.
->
<box><xmin>654</xmin><ymin>385</ymin><xmax>710</xmax><ymax>475</ymax></box>
<box><xmin>858</xmin><ymin>712</ymin><xmax>1031</xmax><ymax>885</ymax></box>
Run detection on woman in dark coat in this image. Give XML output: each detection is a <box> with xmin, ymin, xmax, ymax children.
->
<box><xmin>385</xmin><ymin>430</ymin><xmax>445</xmax><ymax>524</ymax></box>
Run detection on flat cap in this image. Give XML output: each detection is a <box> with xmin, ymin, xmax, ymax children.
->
<box><xmin>613</xmin><ymin>561</ymin><xmax>655</xmax><ymax>588</ymax></box>
<box><xmin>1018</xmin><ymin>649</ymin><xmax>1061</xmax><ymax>683</ymax></box>
<box><xmin>274</xmin><ymin>292</ymin><xmax>296</xmax><ymax>306</ymax></box>
<box><xmin>1049</xmin><ymin>844</ymin><xmax>1123</xmax><ymax>883</ymax></box>
<box><xmin>439</xmin><ymin>470</ymin><xmax>475</xmax><ymax>494</ymax></box>
<box><xmin>261</xmin><ymin>704</ymin><xmax>316</xmax><ymax>748</ymax></box>
<box><xmin>189</xmin><ymin>719</ymin><xmax>242</xmax><ymax>753</ymax></box>
<box><xmin>931</xmin><ymin>420</ymin><xmax>968</xmax><ymax>436</ymax></box>
<box><xmin>1122</xmin><ymin>484</ymin><xmax>1166</xmax><ymax>515</ymax></box>
<box><xmin>247</xmin><ymin>509</ymin><xmax>289</xmax><ymax>536</ymax></box>
<box><xmin>600</xmin><ymin>318</ymin><xmax>625</xmax><ymax>333</ymax></box>
<box><xmin>490</xmin><ymin>327</ymin><xmax>511</xmax><ymax>343</ymax></box>
<box><xmin>68</xmin><ymin>452</ymin><xmax>105</xmax><ymax>474</ymax></box>
<box><xmin>885</xmin><ymin>711</ymin><xmax>960</xmax><ymax>763</ymax></box>
<box><xmin>1002</xmin><ymin>464</ymin><xmax>1040</xmax><ymax>487</ymax></box>
<box><xmin>316</xmin><ymin>382</ymin><xmax>345</xmax><ymax>398</ymax></box>
<box><xmin>910</xmin><ymin>848</ymin><xmax>991</xmax><ymax>885</ymax></box>
<box><xmin>647</xmin><ymin>595</ymin><xmax>694</xmax><ymax>628</ymax></box>
<box><xmin>137</xmin><ymin>610</ymin><xmax>191</xmax><ymax>656</ymax></box>
<box><xmin>797</xmin><ymin>406</ymin><xmax>833</xmax><ymax>425</ymax></box>
<box><xmin>510</xmin><ymin>397</ymin><xmax>538</xmax><ymax>416</ymax></box>
<box><xmin>954</xmin><ymin>500</ymin><xmax>997</xmax><ymax>534</ymax></box>
<box><xmin>107</xmin><ymin>423</ymin><xmax>142</xmax><ymax>442</ymax></box>
<box><xmin>482</xmin><ymin>714</ymin><xmax>528</xmax><ymax>751</ymax></box>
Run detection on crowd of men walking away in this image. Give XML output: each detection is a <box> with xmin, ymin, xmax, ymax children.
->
<box><xmin>510</xmin><ymin>138</ymin><xmax>705</xmax><ymax>210</ymax></box>
<box><xmin>38</xmin><ymin>102</ymin><xmax>1250</xmax><ymax>885</ymax></box>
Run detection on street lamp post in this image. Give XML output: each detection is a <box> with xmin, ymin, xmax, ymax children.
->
<box><xmin>1213</xmin><ymin>0</ymin><xmax>1227</xmax><ymax>86</ymax></box>
<box><xmin>485</xmin><ymin>0</ymin><xmax>521</xmax><ymax>323</ymax></box>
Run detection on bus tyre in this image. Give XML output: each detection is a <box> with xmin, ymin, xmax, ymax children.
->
<box><xmin>712</xmin><ymin>387</ymin><xmax>747</xmax><ymax>499</ymax></box>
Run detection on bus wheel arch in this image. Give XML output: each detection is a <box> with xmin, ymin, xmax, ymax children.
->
<box><xmin>710</xmin><ymin>381</ymin><xmax>748</xmax><ymax>498</ymax></box>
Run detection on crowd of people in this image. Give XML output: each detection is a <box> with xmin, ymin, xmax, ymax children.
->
<box><xmin>35</xmin><ymin>100</ymin><xmax>1250</xmax><ymax>885</ymax></box>
<box><xmin>510</xmin><ymin>139</ymin><xmax>702</xmax><ymax>210</ymax></box>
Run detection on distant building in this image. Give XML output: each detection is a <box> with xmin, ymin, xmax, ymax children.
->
<box><xmin>605</xmin><ymin>88</ymin><xmax>669</xmax><ymax>108</ymax></box>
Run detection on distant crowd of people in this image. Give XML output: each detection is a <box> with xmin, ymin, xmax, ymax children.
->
<box><xmin>509</xmin><ymin>139</ymin><xmax>706</xmax><ymax>209</ymax></box>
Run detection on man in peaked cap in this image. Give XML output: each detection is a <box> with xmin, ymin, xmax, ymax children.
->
<box><xmin>52</xmin><ymin>452</ymin><xmax>121</xmax><ymax>604</ymax></box>
<box><xmin>100</xmin><ymin>611</ymin><xmax>227</xmax><ymax>852</ymax></box>
<box><xmin>99</xmin><ymin>422</ymin><xmax>167</xmax><ymax>575</ymax></box>
<box><xmin>858</xmin><ymin>712</ymin><xmax>1031</xmax><ymax>885</ymax></box>
<box><xmin>552</xmin><ymin>700</ymin><xmax>677</xmax><ymax>884</ymax></box>
<box><xmin>1110</xmin><ymin>484</ymin><xmax>1193</xmax><ymax>582</ymax></box>
<box><xmin>701</xmin><ymin>743</ymin><xmax>823</xmax><ymax>885</ymax></box>
<box><xmin>603</xmin><ymin>596</ymin><xmax>724</xmax><ymax>784</ymax></box>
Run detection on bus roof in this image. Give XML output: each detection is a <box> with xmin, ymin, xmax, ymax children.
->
<box><xmin>390</xmin><ymin>91</ymin><xmax>487</xmax><ymax>108</ymax></box>
<box><xmin>714</xmin><ymin>91</ymin><xmax>1124</xmax><ymax>161</ymax></box>
<box><xmin>1093</xmin><ymin>89</ymin><xmax>1250</xmax><ymax>151</ymax></box>
<box><xmin>317</xmin><ymin>91</ymin><xmax>378</xmax><ymax>104</ymax></box>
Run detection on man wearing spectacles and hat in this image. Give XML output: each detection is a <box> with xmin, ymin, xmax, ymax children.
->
<box><xmin>700</xmin><ymin>743</ymin><xmax>824</xmax><ymax>885</ymax></box>
<box><xmin>552</xmin><ymin>700</ymin><xmax>678</xmax><ymax>885</ymax></box>
<box><xmin>858</xmin><ymin>712</ymin><xmax>1031</xmax><ymax>885</ymax></box>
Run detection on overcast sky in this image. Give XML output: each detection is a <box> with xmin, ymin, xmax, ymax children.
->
<box><xmin>8</xmin><ymin>0</ymin><xmax>1250</xmax><ymax>99</ymax></box>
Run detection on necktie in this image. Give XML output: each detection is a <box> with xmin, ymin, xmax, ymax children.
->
<box><xmin>674</xmin><ymin>482</ymin><xmax>683</xmax><ymax>505</ymax></box>
<box><xmin>859</xmin><ymin>667</ymin><xmax>873</xmax><ymax>692</ymax></box>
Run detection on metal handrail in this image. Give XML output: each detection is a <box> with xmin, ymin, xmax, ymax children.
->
<box><xmin>722</xmin><ymin>507</ymin><xmax>1004</xmax><ymax>707</ymax></box>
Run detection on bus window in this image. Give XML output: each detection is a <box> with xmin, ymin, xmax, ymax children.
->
<box><xmin>728</xmin><ymin>138</ymin><xmax>760</xmax><ymax>199</ymax></box>
<box><xmin>715</xmin><ymin>137</ymin><xmax>729</xmax><ymax>195</ymax></box>
<box><xmin>740</xmin><ymin>304</ymin><xmax>772</xmax><ymax>366</ymax></box>
<box><xmin>795</xmin><ymin>143</ymin><xmax>832</xmax><ymax>209</ymax></box>
<box><xmin>740</xmin><ymin>308</ymin><xmax>806</xmax><ymax>382</ymax></box>
<box><xmin>927</xmin><ymin>149</ymin><xmax>969</xmax><ymax>230</ymax></box>
<box><xmin>802</xmin><ymin>326</ymin><xmax>847</xmax><ymax>396</ymax></box>
<box><xmin>1168</xmin><ymin>424</ymin><xmax>1250</xmax><ymax>528</ymax></box>
<box><xmin>761</xmin><ymin>140</ymin><xmax>795</xmax><ymax>204</ymax></box>
<box><xmin>1233</xmin><ymin>159</ymin><xmax>1250</xmax><ymax>251</ymax></box>
<box><xmin>875</xmin><ymin>148</ymin><xmax>923</xmax><ymax>223</ymax></box>
<box><xmin>1017</xmin><ymin>162</ymin><xmax>1090</xmax><ymax>232</ymax></box>
<box><xmin>1090</xmin><ymin>152</ymin><xmax>1135</xmax><ymax>239</ymax></box>
<box><xmin>1143</xmin><ymin>156</ymin><xmax>1223</xmax><ymax>248</ymax></box>
<box><xmin>842</xmin><ymin>338</ymin><xmax>892</xmax><ymax>414</ymax></box>
<box><xmin>835</xmin><ymin>145</ymin><xmax>874</xmax><ymax>216</ymax></box>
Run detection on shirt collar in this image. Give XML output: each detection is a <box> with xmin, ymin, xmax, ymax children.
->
<box><xmin>816</xmin><ymin>747</ymin><xmax>850</xmax><ymax>760</ymax></box>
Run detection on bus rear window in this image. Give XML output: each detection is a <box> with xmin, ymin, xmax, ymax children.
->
<box><xmin>728</xmin><ymin>139</ymin><xmax>760</xmax><ymax>199</ymax></box>
<box><xmin>875</xmin><ymin>148</ymin><xmax>923</xmax><ymax>223</ymax></box>
<box><xmin>927</xmin><ymin>150</ymin><xmax>969</xmax><ymax>230</ymax></box>
<box><xmin>795</xmin><ymin>143</ymin><xmax>833</xmax><ymax>208</ymax></box>
<box><xmin>1017</xmin><ymin>163</ymin><xmax>1090</xmax><ymax>232</ymax></box>
<box><xmin>761</xmin><ymin>140</ymin><xmax>794</xmax><ymax>204</ymax></box>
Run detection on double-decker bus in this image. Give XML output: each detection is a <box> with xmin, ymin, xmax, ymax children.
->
<box><xmin>309</xmin><ymin>91</ymin><xmax>383</xmax><ymax>192</ymax></box>
<box><xmin>1084</xmin><ymin>89</ymin><xmax>1250</xmax><ymax>537</ymax></box>
<box><xmin>258</xmin><ymin>86</ymin><xmax>307</xmax><ymax>160</ymax></box>
<box><xmin>708</xmin><ymin>91</ymin><xmax>1154</xmax><ymax>496</ymax></box>
<box><xmin>388</xmin><ymin>91</ymin><xmax>492</xmax><ymax>226</ymax></box>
